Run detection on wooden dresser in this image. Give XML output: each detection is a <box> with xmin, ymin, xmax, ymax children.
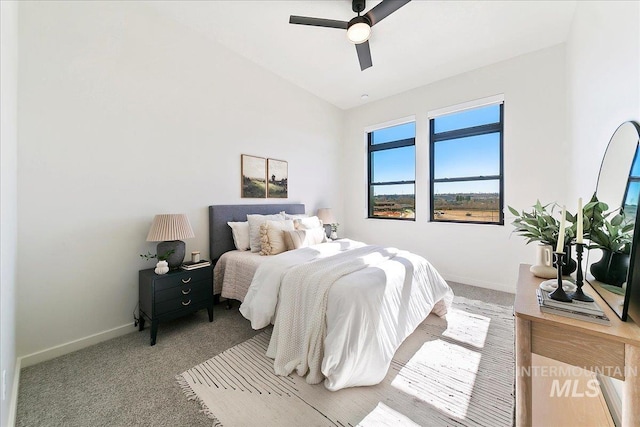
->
<box><xmin>515</xmin><ymin>264</ymin><xmax>640</xmax><ymax>426</ymax></box>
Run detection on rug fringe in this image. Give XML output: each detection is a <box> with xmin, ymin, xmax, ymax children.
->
<box><xmin>175</xmin><ymin>374</ymin><xmax>224</xmax><ymax>427</ymax></box>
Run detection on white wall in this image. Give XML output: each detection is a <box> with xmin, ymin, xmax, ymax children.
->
<box><xmin>342</xmin><ymin>45</ymin><xmax>568</xmax><ymax>292</ymax></box>
<box><xmin>566</xmin><ymin>1</ymin><xmax>640</xmax><ymax>201</ymax></box>
<box><xmin>1</xmin><ymin>1</ymin><xmax>19</xmax><ymax>424</ymax></box>
<box><xmin>17</xmin><ymin>1</ymin><xmax>342</xmax><ymax>360</ymax></box>
<box><xmin>565</xmin><ymin>0</ymin><xmax>640</xmax><ymax>410</ymax></box>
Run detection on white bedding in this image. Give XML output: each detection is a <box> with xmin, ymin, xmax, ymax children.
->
<box><xmin>239</xmin><ymin>239</ymin><xmax>453</xmax><ymax>391</ymax></box>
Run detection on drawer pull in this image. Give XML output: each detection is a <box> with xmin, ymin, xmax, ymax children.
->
<box><xmin>181</xmin><ymin>277</ymin><xmax>192</xmax><ymax>284</ymax></box>
<box><xmin>182</xmin><ymin>299</ymin><xmax>191</xmax><ymax>306</ymax></box>
<box><xmin>182</xmin><ymin>288</ymin><xmax>191</xmax><ymax>295</ymax></box>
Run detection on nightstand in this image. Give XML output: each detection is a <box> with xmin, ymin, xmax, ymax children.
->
<box><xmin>138</xmin><ymin>265</ymin><xmax>213</xmax><ymax>346</ymax></box>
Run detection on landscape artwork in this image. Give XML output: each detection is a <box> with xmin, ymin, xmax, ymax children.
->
<box><xmin>241</xmin><ymin>154</ymin><xmax>266</xmax><ymax>198</ymax></box>
<box><xmin>267</xmin><ymin>158</ymin><xmax>288</xmax><ymax>198</ymax></box>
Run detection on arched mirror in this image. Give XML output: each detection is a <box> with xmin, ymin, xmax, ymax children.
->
<box><xmin>587</xmin><ymin>121</ymin><xmax>640</xmax><ymax>321</ymax></box>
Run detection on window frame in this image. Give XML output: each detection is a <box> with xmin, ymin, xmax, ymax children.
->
<box><xmin>367</xmin><ymin>121</ymin><xmax>416</xmax><ymax>221</ymax></box>
<box><xmin>429</xmin><ymin>102</ymin><xmax>504</xmax><ymax>225</ymax></box>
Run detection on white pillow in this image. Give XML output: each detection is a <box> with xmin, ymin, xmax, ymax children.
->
<box><xmin>294</xmin><ymin>216</ymin><xmax>323</xmax><ymax>230</ymax></box>
<box><xmin>247</xmin><ymin>213</ymin><xmax>286</xmax><ymax>252</ymax></box>
<box><xmin>284</xmin><ymin>227</ymin><xmax>326</xmax><ymax>250</ymax></box>
<box><xmin>284</xmin><ymin>213</ymin><xmax>309</xmax><ymax>220</ymax></box>
<box><xmin>259</xmin><ymin>220</ymin><xmax>295</xmax><ymax>256</ymax></box>
<box><xmin>227</xmin><ymin>221</ymin><xmax>250</xmax><ymax>251</ymax></box>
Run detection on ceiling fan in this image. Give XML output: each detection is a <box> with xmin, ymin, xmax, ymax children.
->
<box><xmin>289</xmin><ymin>0</ymin><xmax>411</xmax><ymax>71</ymax></box>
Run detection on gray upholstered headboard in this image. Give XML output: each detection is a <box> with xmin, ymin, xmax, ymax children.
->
<box><xmin>209</xmin><ymin>204</ymin><xmax>305</xmax><ymax>262</ymax></box>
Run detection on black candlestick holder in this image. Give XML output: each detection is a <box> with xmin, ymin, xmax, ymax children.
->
<box><xmin>568</xmin><ymin>243</ymin><xmax>594</xmax><ymax>302</ymax></box>
<box><xmin>549</xmin><ymin>251</ymin><xmax>572</xmax><ymax>302</ymax></box>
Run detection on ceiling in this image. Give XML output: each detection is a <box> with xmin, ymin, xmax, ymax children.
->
<box><xmin>151</xmin><ymin>1</ymin><xmax>577</xmax><ymax>110</ymax></box>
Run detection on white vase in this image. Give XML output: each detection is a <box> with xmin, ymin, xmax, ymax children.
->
<box><xmin>155</xmin><ymin>260</ymin><xmax>169</xmax><ymax>275</ymax></box>
<box><xmin>530</xmin><ymin>244</ymin><xmax>557</xmax><ymax>279</ymax></box>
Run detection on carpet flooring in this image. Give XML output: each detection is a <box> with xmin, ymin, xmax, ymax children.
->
<box><xmin>15</xmin><ymin>282</ymin><xmax>514</xmax><ymax>426</ymax></box>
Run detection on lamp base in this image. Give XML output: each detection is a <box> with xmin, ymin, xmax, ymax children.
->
<box><xmin>157</xmin><ymin>240</ymin><xmax>185</xmax><ymax>270</ymax></box>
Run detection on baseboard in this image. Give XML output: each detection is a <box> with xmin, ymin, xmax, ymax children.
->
<box><xmin>7</xmin><ymin>360</ymin><xmax>21</xmax><ymax>427</ymax></box>
<box><xmin>597</xmin><ymin>375</ymin><xmax>621</xmax><ymax>426</ymax></box>
<box><xmin>443</xmin><ymin>273</ymin><xmax>515</xmax><ymax>295</ymax></box>
<box><xmin>19</xmin><ymin>322</ymin><xmax>135</xmax><ymax>368</ymax></box>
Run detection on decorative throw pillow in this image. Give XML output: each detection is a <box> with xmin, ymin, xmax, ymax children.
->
<box><xmin>284</xmin><ymin>227</ymin><xmax>326</xmax><ymax>250</ymax></box>
<box><xmin>259</xmin><ymin>220</ymin><xmax>295</xmax><ymax>256</ymax></box>
<box><xmin>247</xmin><ymin>213</ymin><xmax>286</xmax><ymax>252</ymax></box>
<box><xmin>227</xmin><ymin>221</ymin><xmax>250</xmax><ymax>251</ymax></box>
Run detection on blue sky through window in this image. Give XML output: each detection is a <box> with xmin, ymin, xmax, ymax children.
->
<box><xmin>372</xmin><ymin>146</ymin><xmax>415</xmax><ymax>182</ymax></box>
<box><xmin>372</xmin><ymin>122</ymin><xmax>415</xmax><ymax>144</ymax></box>
<box><xmin>434</xmin><ymin>104</ymin><xmax>500</xmax><ymax>133</ymax></box>
<box><xmin>433</xmin><ymin>133</ymin><xmax>500</xmax><ymax>180</ymax></box>
<box><xmin>624</xmin><ymin>147</ymin><xmax>640</xmax><ymax>213</ymax></box>
<box><xmin>370</xmin><ymin>105</ymin><xmax>501</xmax><ymax>196</ymax></box>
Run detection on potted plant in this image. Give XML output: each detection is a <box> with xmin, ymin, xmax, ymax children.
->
<box><xmin>140</xmin><ymin>249</ymin><xmax>175</xmax><ymax>275</ymax></box>
<box><xmin>508</xmin><ymin>201</ymin><xmax>577</xmax><ymax>275</ymax></box>
<box><xmin>583</xmin><ymin>194</ymin><xmax>634</xmax><ymax>286</ymax></box>
<box><xmin>139</xmin><ymin>249</ymin><xmax>175</xmax><ymax>262</ymax></box>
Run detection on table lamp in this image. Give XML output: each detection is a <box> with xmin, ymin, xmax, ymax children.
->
<box><xmin>146</xmin><ymin>214</ymin><xmax>195</xmax><ymax>269</ymax></box>
<box><xmin>317</xmin><ymin>208</ymin><xmax>338</xmax><ymax>239</ymax></box>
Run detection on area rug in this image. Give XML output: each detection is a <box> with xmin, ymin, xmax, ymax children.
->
<box><xmin>176</xmin><ymin>296</ymin><xmax>514</xmax><ymax>426</ymax></box>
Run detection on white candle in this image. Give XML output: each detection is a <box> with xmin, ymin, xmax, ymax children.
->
<box><xmin>556</xmin><ymin>205</ymin><xmax>566</xmax><ymax>252</ymax></box>
<box><xmin>577</xmin><ymin>198</ymin><xmax>583</xmax><ymax>244</ymax></box>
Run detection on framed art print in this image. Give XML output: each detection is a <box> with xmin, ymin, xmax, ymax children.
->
<box><xmin>241</xmin><ymin>154</ymin><xmax>267</xmax><ymax>198</ymax></box>
<box><xmin>267</xmin><ymin>158</ymin><xmax>288</xmax><ymax>198</ymax></box>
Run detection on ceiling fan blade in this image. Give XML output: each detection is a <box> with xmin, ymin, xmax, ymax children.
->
<box><xmin>289</xmin><ymin>15</ymin><xmax>348</xmax><ymax>29</ymax></box>
<box><xmin>356</xmin><ymin>41</ymin><xmax>373</xmax><ymax>71</ymax></box>
<box><xmin>365</xmin><ymin>0</ymin><xmax>411</xmax><ymax>26</ymax></box>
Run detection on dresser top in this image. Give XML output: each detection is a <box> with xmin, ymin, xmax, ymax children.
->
<box><xmin>515</xmin><ymin>263</ymin><xmax>640</xmax><ymax>346</ymax></box>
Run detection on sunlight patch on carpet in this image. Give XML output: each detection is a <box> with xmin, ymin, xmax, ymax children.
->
<box><xmin>356</xmin><ymin>402</ymin><xmax>422</xmax><ymax>426</ymax></box>
<box><xmin>391</xmin><ymin>339</ymin><xmax>481</xmax><ymax>419</ymax></box>
<box><xmin>443</xmin><ymin>307</ymin><xmax>491</xmax><ymax>348</ymax></box>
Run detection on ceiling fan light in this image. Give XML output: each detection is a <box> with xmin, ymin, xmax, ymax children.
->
<box><xmin>347</xmin><ymin>21</ymin><xmax>371</xmax><ymax>44</ymax></box>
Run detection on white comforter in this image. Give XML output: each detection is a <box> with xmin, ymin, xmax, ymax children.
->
<box><xmin>239</xmin><ymin>239</ymin><xmax>453</xmax><ymax>391</ymax></box>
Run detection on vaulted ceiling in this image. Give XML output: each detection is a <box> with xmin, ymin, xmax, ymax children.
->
<box><xmin>151</xmin><ymin>1</ymin><xmax>577</xmax><ymax>110</ymax></box>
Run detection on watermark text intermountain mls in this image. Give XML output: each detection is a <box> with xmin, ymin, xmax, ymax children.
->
<box><xmin>517</xmin><ymin>365</ymin><xmax>637</xmax><ymax>398</ymax></box>
<box><xmin>518</xmin><ymin>365</ymin><xmax>637</xmax><ymax>379</ymax></box>
<box><xmin>549</xmin><ymin>379</ymin><xmax>599</xmax><ymax>398</ymax></box>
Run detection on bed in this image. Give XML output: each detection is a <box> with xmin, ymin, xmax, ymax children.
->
<box><xmin>209</xmin><ymin>203</ymin><xmax>453</xmax><ymax>391</ymax></box>
<box><xmin>210</xmin><ymin>203</ymin><xmax>305</xmax><ymax>299</ymax></box>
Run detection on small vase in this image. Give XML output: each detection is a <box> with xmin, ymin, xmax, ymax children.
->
<box><xmin>155</xmin><ymin>260</ymin><xmax>169</xmax><ymax>275</ymax></box>
<box><xmin>552</xmin><ymin>244</ymin><xmax>577</xmax><ymax>276</ymax></box>
<box><xmin>530</xmin><ymin>244</ymin><xmax>556</xmax><ymax>279</ymax></box>
<box><xmin>590</xmin><ymin>249</ymin><xmax>630</xmax><ymax>286</ymax></box>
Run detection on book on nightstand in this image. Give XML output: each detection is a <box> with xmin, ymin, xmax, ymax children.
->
<box><xmin>180</xmin><ymin>260</ymin><xmax>211</xmax><ymax>270</ymax></box>
<box><xmin>535</xmin><ymin>288</ymin><xmax>610</xmax><ymax>326</ymax></box>
<box><xmin>538</xmin><ymin>288</ymin><xmax>605</xmax><ymax>315</ymax></box>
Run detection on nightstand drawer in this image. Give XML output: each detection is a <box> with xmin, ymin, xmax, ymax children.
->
<box><xmin>155</xmin><ymin>286</ymin><xmax>212</xmax><ymax>315</ymax></box>
<box><xmin>138</xmin><ymin>265</ymin><xmax>214</xmax><ymax>346</ymax></box>
<box><xmin>153</xmin><ymin>268</ymin><xmax>211</xmax><ymax>291</ymax></box>
<box><xmin>155</xmin><ymin>279</ymin><xmax>211</xmax><ymax>303</ymax></box>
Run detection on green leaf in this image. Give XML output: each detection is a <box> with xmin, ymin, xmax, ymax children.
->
<box><xmin>508</xmin><ymin>206</ymin><xmax>520</xmax><ymax>217</ymax></box>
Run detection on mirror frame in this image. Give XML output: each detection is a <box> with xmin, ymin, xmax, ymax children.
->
<box><xmin>588</xmin><ymin>120</ymin><xmax>640</xmax><ymax>321</ymax></box>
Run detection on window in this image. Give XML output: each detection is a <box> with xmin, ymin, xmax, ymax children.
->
<box><xmin>368</xmin><ymin>121</ymin><xmax>416</xmax><ymax>220</ymax></box>
<box><xmin>430</xmin><ymin>102</ymin><xmax>504</xmax><ymax>224</ymax></box>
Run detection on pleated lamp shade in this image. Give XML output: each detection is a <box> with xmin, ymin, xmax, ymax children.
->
<box><xmin>146</xmin><ymin>214</ymin><xmax>195</xmax><ymax>242</ymax></box>
<box><xmin>316</xmin><ymin>208</ymin><xmax>337</xmax><ymax>225</ymax></box>
<box><xmin>146</xmin><ymin>214</ymin><xmax>195</xmax><ymax>270</ymax></box>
